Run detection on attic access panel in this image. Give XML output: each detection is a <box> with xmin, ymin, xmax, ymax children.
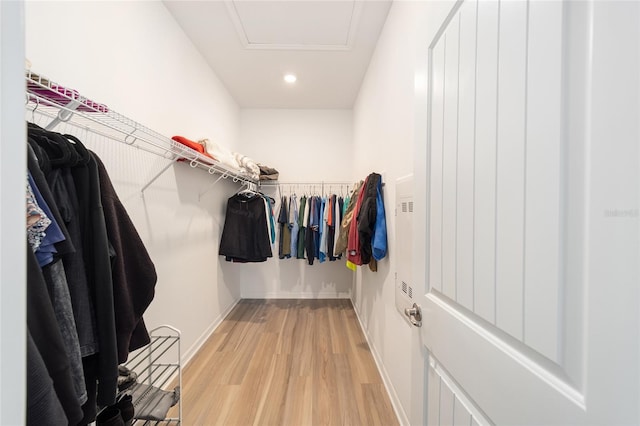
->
<box><xmin>228</xmin><ymin>0</ymin><xmax>361</xmax><ymax>50</ymax></box>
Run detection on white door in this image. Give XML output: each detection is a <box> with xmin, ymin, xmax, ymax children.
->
<box><xmin>418</xmin><ymin>0</ymin><xmax>639</xmax><ymax>424</ymax></box>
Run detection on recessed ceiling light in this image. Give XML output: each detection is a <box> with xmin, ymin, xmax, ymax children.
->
<box><xmin>284</xmin><ymin>74</ymin><xmax>297</xmax><ymax>84</ymax></box>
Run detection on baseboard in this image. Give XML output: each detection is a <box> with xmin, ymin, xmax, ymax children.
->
<box><xmin>240</xmin><ymin>291</ymin><xmax>351</xmax><ymax>299</ymax></box>
<box><xmin>180</xmin><ymin>297</ymin><xmax>241</xmax><ymax>368</ymax></box>
<box><xmin>351</xmin><ymin>299</ymin><xmax>410</xmax><ymax>426</ymax></box>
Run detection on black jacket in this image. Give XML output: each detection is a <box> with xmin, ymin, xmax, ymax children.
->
<box><xmin>357</xmin><ymin>173</ymin><xmax>381</xmax><ymax>265</ymax></box>
<box><xmin>28</xmin><ymin>126</ymin><xmax>118</xmax><ymax>411</ymax></box>
<box><xmin>27</xmin><ymin>330</ymin><xmax>68</xmax><ymax>426</ymax></box>
<box><xmin>220</xmin><ymin>193</ymin><xmax>273</xmax><ymax>262</ymax></box>
<box><xmin>73</xmin><ymin>149</ymin><xmax>118</xmax><ymax>407</ymax></box>
<box><xmin>27</xmin><ymin>248</ymin><xmax>83</xmax><ymax>425</ymax></box>
<box><xmin>92</xmin><ymin>152</ymin><xmax>157</xmax><ymax>361</ymax></box>
<box><xmin>28</xmin><ymin>127</ymin><xmax>98</xmax><ymax>357</ymax></box>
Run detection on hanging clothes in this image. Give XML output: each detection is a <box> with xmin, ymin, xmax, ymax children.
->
<box><xmin>27</xmin><ymin>328</ymin><xmax>68</xmax><ymax>425</ymax></box>
<box><xmin>289</xmin><ymin>195</ymin><xmax>299</xmax><ymax>257</ymax></box>
<box><xmin>326</xmin><ymin>195</ymin><xmax>335</xmax><ymax>261</ymax></box>
<box><xmin>26</xmin><ymin>175</ymin><xmax>51</xmax><ymax>252</ymax></box>
<box><xmin>326</xmin><ymin>194</ymin><xmax>340</xmax><ymax>261</ymax></box>
<box><xmin>347</xmin><ymin>176</ymin><xmax>368</xmax><ymax>266</ymax></box>
<box><xmin>305</xmin><ymin>196</ymin><xmax>316</xmax><ymax>265</ymax></box>
<box><xmin>41</xmin><ymin>258</ymin><xmax>88</xmax><ymax>407</ymax></box>
<box><xmin>28</xmin><ymin>125</ymin><xmax>119</xmax><ymax>417</ymax></box>
<box><xmin>357</xmin><ymin>173</ymin><xmax>381</xmax><ymax>265</ymax></box>
<box><xmin>93</xmin><ymin>151</ymin><xmax>158</xmax><ymax>362</ymax></box>
<box><xmin>331</xmin><ymin>195</ymin><xmax>342</xmax><ymax>259</ymax></box>
<box><xmin>372</xmin><ymin>176</ymin><xmax>388</xmax><ymax>262</ymax></box>
<box><xmin>265</xmin><ymin>195</ymin><xmax>276</xmax><ymax>244</ymax></box>
<box><xmin>314</xmin><ymin>196</ymin><xmax>322</xmax><ymax>260</ymax></box>
<box><xmin>296</xmin><ymin>196</ymin><xmax>307</xmax><ymax>259</ymax></box>
<box><xmin>26</xmin><ymin>124</ymin><xmax>158</xmax><ymax>424</ymax></box>
<box><xmin>319</xmin><ymin>196</ymin><xmax>329</xmax><ymax>263</ymax></box>
<box><xmin>335</xmin><ymin>181</ymin><xmax>363</xmax><ymax>255</ymax></box>
<box><xmin>278</xmin><ymin>196</ymin><xmax>291</xmax><ymax>259</ymax></box>
<box><xmin>219</xmin><ymin>191</ymin><xmax>273</xmax><ymax>262</ymax></box>
<box><xmin>27</xmin><ymin>246</ymin><xmax>84</xmax><ymax>425</ymax></box>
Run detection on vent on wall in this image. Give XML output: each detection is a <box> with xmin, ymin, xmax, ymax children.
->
<box><xmin>401</xmin><ymin>281</ymin><xmax>414</xmax><ymax>299</ymax></box>
<box><xmin>408</xmin><ymin>201</ymin><xmax>413</xmax><ymax>213</ymax></box>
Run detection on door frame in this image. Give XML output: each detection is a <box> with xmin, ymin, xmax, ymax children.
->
<box><xmin>0</xmin><ymin>0</ymin><xmax>26</xmax><ymax>423</ymax></box>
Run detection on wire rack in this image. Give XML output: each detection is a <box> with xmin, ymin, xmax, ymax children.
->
<box><xmin>25</xmin><ymin>70</ymin><xmax>257</xmax><ymax>191</ymax></box>
<box><xmin>123</xmin><ymin>325</ymin><xmax>182</xmax><ymax>425</ymax></box>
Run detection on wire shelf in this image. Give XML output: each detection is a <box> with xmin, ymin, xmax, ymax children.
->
<box><xmin>123</xmin><ymin>325</ymin><xmax>182</xmax><ymax>426</ymax></box>
<box><xmin>25</xmin><ymin>70</ymin><xmax>257</xmax><ymax>191</ymax></box>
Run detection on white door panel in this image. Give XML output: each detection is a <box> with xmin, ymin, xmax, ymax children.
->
<box><xmin>522</xmin><ymin>0</ymin><xmax>563</xmax><ymax>362</ymax></box>
<box><xmin>429</xmin><ymin>38</ymin><xmax>445</xmax><ymax>295</ymax></box>
<box><xmin>472</xmin><ymin>0</ymin><xmax>499</xmax><ymax>325</ymax></box>
<box><xmin>456</xmin><ymin>0</ymin><xmax>477</xmax><ymax>313</ymax></box>
<box><xmin>427</xmin><ymin>356</ymin><xmax>491</xmax><ymax>426</ymax></box>
<box><xmin>494</xmin><ymin>0</ymin><xmax>527</xmax><ymax>342</ymax></box>
<box><xmin>442</xmin><ymin>12</ymin><xmax>460</xmax><ymax>301</ymax></box>
<box><xmin>421</xmin><ymin>0</ymin><xmax>639</xmax><ymax>424</ymax></box>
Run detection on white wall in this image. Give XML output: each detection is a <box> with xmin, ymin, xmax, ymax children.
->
<box><xmin>238</xmin><ymin>109</ymin><xmax>354</xmax><ymax>298</ymax></box>
<box><xmin>25</xmin><ymin>1</ymin><xmax>243</xmax><ymax>363</ymax></box>
<box><xmin>351</xmin><ymin>1</ymin><xmax>454</xmax><ymax>425</ymax></box>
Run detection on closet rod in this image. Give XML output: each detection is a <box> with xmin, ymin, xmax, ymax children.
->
<box><xmin>260</xmin><ymin>181</ymin><xmax>354</xmax><ymax>185</ymax></box>
<box><xmin>26</xmin><ymin>70</ymin><xmax>258</xmax><ymax>191</ymax></box>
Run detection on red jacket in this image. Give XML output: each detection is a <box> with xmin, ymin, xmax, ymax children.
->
<box><xmin>347</xmin><ymin>176</ymin><xmax>369</xmax><ymax>265</ymax></box>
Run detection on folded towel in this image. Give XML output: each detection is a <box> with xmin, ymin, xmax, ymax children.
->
<box><xmin>171</xmin><ymin>136</ymin><xmax>215</xmax><ymax>162</ymax></box>
<box><xmin>258</xmin><ymin>164</ymin><xmax>279</xmax><ymax>181</ymax></box>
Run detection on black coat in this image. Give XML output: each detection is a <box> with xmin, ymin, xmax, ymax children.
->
<box><xmin>220</xmin><ymin>193</ymin><xmax>273</xmax><ymax>262</ymax></box>
<box><xmin>27</xmin><ymin>248</ymin><xmax>83</xmax><ymax>425</ymax></box>
<box><xmin>357</xmin><ymin>173</ymin><xmax>381</xmax><ymax>265</ymax></box>
<box><xmin>28</xmin><ymin>126</ymin><xmax>118</xmax><ymax>411</ymax></box>
<box><xmin>92</xmin><ymin>152</ymin><xmax>157</xmax><ymax>361</ymax></box>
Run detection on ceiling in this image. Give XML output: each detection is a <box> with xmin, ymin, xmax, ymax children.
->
<box><xmin>163</xmin><ymin>0</ymin><xmax>392</xmax><ymax>109</ymax></box>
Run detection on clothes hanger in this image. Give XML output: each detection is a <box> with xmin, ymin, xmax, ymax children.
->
<box><xmin>30</xmin><ymin>97</ymin><xmax>40</xmax><ymax>123</ymax></box>
<box><xmin>236</xmin><ymin>182</ymin><xmax>257</xmax><ymax>198</ymax></box>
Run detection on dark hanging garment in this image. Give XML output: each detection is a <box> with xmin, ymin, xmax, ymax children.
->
<box><xmin>27</xmin><ymin>330</ymin><xmax>68</xmax><ymax>426</ymax></box>
<box><xmin>27</xmin><ymin>127</ymin><xmax>117</xmax><ymax>420</ymax></box>
<box><xmin>289</xmin><ymin>195</ymin><xmax>299</xmax><ymax>256</ymax></box>
<box><xmin>358</xmin><ymin>173</ymin><xmax>381</xmax><ymax>265</ymax></box>
<box><xmin>335</xmin><ymin>196</ymin><xmax>344</xmax><ymax>260</ymax></box>
<box><xmin>220</xmin><ymin>193</ymin><xmax>273</xmax><ymax>262</ymax></box>
<box><xmin>296</xmin><ymin>196</ymin><xmax>307</xmax><ymax>259</ymax></box>
<box><xmin>72</xmin><ymin>149</ymin><xmax>118</xmax><ymax>410</ymax></box>
<box><xmin>314</xmin><ymin>197</ymin><xmax>322</xmax><ymax>260</ymax></box>
<box><xmin>278</xmin><ymin>196</ymin><xmax>291</xmax><ymax>259</ymax></box>
<box><xmin>28</xmin><ymin>128</ymin><xmax>100</xmax><ymax>360</ymax></box>
<box><xmin>305</xmin><ymin>197</ymin><xmax>316</xmax><ymax>265</ymax></box>
<box><xmin>27</xmin><ymin>247</ymin><xmax>84</xmax><ymax>426</ymax></box>
<box><xmin>41</xmin><ymin>259</ymin><xmax>88</xmax><ymax>406</ymax></box>
<box><xmin>92</xmin><ymin>151</ymin><xmax>157</xmax><ymax>362</ymax></box>
<box><xmin>26</xmin><ymin>142</ymin><xmax>75</xmax><ymax>257</ymax></box>
<box><xmin>58</xmin><ymin>165</ymin><xmax>100</xmax><ymax>358</ymax></box>
<box><xmin>327</xmin><ymin>194</ymin><xmax>337</xmax><ymax>261</ymax></box>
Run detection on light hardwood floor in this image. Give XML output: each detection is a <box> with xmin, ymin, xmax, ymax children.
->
<box><xmin>173</xmin><ymin>299</ymin><xmax>399</xmax><ymax>425</ymax></box>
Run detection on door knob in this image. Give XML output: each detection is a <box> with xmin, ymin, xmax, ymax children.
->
<box><xmin>404</xmin><ymin>303</ymin><xmax>422</xmax><ymax>327</ymax></box>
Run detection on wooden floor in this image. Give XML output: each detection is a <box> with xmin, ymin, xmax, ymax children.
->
<box><xmin>174</xmin><ymin>299</ymin><xmax>399</xmax><ymax>425</ymax></box>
